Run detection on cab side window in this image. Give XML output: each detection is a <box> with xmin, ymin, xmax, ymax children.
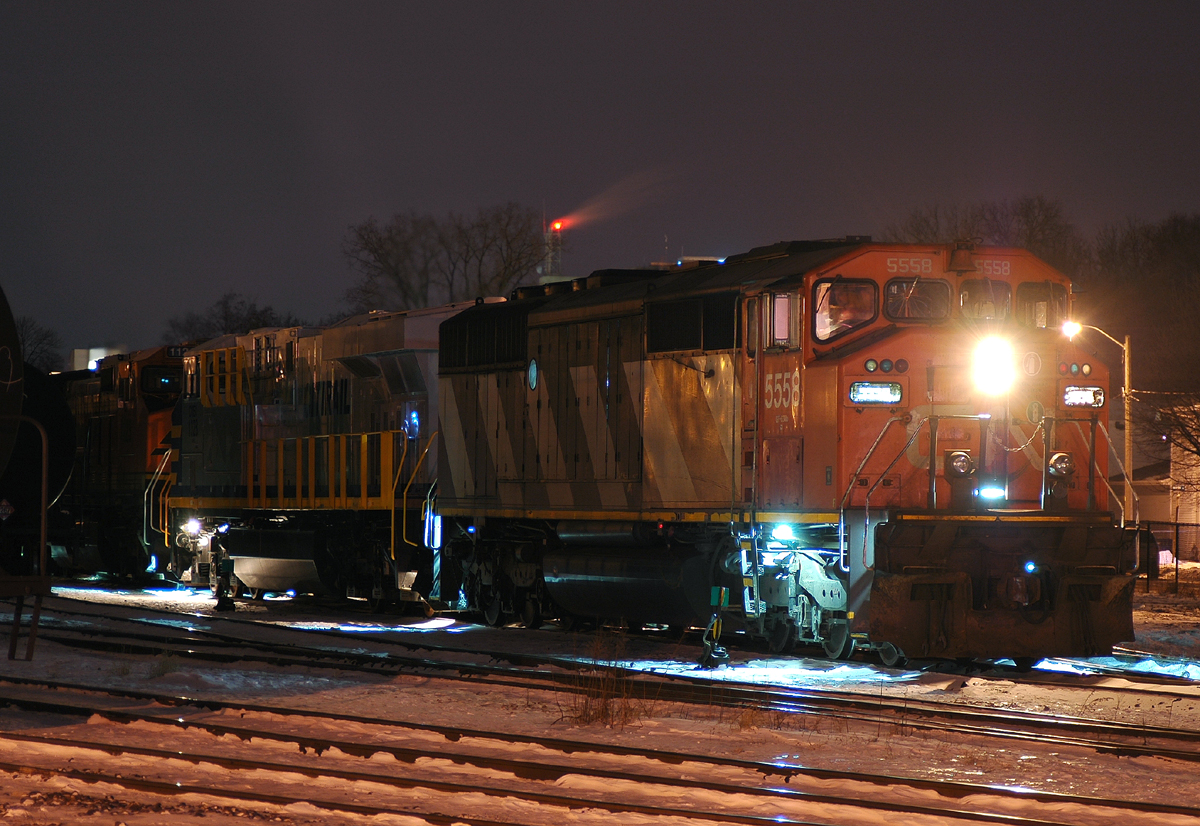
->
<box><xmin>813</xmin><ymin>280</ymin><xmax>877</xmax><ymax>342</ymax></box>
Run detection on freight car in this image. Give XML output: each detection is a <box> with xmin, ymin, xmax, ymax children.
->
<box><xmin>434</xmin><ymin>239</ymin><xmax>1138</xmax><ymax>663</ymax></box>
<box><xmin>166</xmin><ymin>302</ymin><xmax>486</xmax><ymax>606</ymax></box>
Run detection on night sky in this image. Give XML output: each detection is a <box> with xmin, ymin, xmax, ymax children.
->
<box><xmin>2</xmin><ymin>2</ymin><xmax>1198</xmax><ymax>353</ymax></box>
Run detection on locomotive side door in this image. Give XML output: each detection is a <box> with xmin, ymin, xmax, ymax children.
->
<box><xmin>758</xmin><ymin>291</ymin><xmax>803</xmax><ymax>509</ymax></box>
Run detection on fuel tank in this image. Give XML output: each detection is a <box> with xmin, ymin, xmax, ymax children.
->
<box><xmin>542</xmin><ymin>547</ymin><xmax>715</xmax><ymax>626</ymax></box>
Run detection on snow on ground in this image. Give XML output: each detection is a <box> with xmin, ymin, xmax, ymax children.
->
<box><xmin>0</xmin><ymin>583</ymin><xmax>1197</xmax><ymax>822</ymax></box>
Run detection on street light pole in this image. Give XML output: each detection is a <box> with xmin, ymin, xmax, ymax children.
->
<box><xmin>1124</xmin><ymin>333</ymin><xmax>1133</xmax><ymax>523</ymax></box>
<box><xmin>1063</xmin><ymin>321</ymin><xmax>1133</xmax><ymax>522</ymax></box>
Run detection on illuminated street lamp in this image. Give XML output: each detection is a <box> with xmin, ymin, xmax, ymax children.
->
<box><xmin>1062</xmin><ymin>321</ymin><xmax>1133</xmax><ymax>522</ymax></box>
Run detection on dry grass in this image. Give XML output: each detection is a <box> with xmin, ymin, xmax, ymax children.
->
<box><xmin>559</xmin><ymin>631</ymin><xmax>648</xmax><ymax>728</ymax></box>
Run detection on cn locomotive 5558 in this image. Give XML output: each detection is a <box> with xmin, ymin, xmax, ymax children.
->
<box><xmin>434</xmin><ymin>239</ymin><xmax>1137</xmax><ymax>662</ymax></box>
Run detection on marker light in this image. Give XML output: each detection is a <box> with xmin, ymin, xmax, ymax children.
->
<box><xmin>771</xmin><ymin>524</ymin><xmax>796</xmax><ymax>541</ymax></box>
<box><xmin>1024</xmin><ymin>560</ymin><xmax>1039</xmax><ymax>574</ymax></box>
<box><xmin>972</xmin><ymin>336</ymin><xmax>1017</xmax><ymax>396</ymax></box>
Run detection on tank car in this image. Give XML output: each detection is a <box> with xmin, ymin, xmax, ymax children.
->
<box><xmin>0</xmin><ymin>287</ymin><xmax>75</xmax><ymax>580</ymax></box>
<box><xmin>167</xmin><ymin>302</ymin><xmax>484</xmax><ymax>606</ymax></box>
<box><xmin>433</xmin><ymin>239</ymin><xmax>1138</xmax><ymax>662</ymax></box>
<box><xmin>0</xmin><ymin>365</ymin><xmax>75</xmax><ymax>576</ymax></box>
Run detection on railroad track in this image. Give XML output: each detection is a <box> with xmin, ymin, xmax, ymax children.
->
<box><xmin>0</xmin><ymin>678</ymin><xmax>1195</xmax><ymax>826</ymax></box>
<box><xmin>5</xmin><ymin>600</ymin><xmax>1200</xmax><ymax>770</ymax></box>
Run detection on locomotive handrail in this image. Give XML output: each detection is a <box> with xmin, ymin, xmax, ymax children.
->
<box><xmin>1069</xmin><ymin>417</ymin><xmax>1139</xmax><ymax>529</ymax></box>
<box><xmin>842</xmin><ymin>414</ymin><xmax>991</xmax><ymax>571</ymax></box>
<box><xmin>837</xmin><ymin>415</ymin><xmax>908</xmax><ymax>571</ymax></box>
<box><xmin>389</xmin><ymin>436</ymin><xmax>411</xmax><ymax>562</ymax></box>
<box><xmin>402</xmin><ymin>431</ymin><xmax>439</xmax><ymax>550</ymax></box>
<box><xmin>158</xmin><ymin>478</ymin><xmax>173</xmax><ymax>546</ymax></box>
<box><xmin>142</xmin><ymin>448</ymin><xmax>172</xmax><ymax>551</ymax></box>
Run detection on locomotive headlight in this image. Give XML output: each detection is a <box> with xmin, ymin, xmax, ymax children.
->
<box><xmin>183</xmin><ymin>518</ymin><xmax>202</xmax><ymax>536</ymax></box>
<box><xmin>972</xmin><ymin>336</ymin><xmax>1017</xmax><ymax>396</ymax></box>
<box><xmin>946</xmin><ymin>450</ymin><xmax>974</xmax><ymax>477</ymax></box>
<box><xmin>770</xmin><ymin>524</ymin><xmax>796</xmax><ymax>542</ymax></box>
<box><xmin>1048</xmin><ymin>451</ymin><xmax>1075</xmax><ymax>477</ymax></box>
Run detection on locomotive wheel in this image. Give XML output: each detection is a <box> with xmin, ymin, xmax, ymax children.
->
<box><xmin>877</xmin><ymin>642</ymin><xmax>907</xmax><ymax>668</ymax></box>
<box><xmin>521</xmin><ymin>597</ymin><xmax>542</xmax><ymax>629</ymax></box>
<box><xmin>822</xmin><ymin>620</ymin><xmax>855</xmax><ymax>660</ymax></box>
<box><xmin>482</xmin><ymin>589</ymin><xmax>508</xmax><ymax>627</ymax></box>
<box><xmin>767</xmin><ymin>619</ymin><xmax>796</xmax><ymax>654</ymax></box>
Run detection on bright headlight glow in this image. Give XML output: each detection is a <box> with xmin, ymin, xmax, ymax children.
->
<box><xmin>979</xmin><ymin>485</ymin><xmax>1006</xmax><ymax>500</ymax></box>
<box><xmin>1062</xmin><ymin>321</ymin><xmax>1082</xmax><ymax>339</ymax></box>
<box><xmin>771</xmin><ymin>524</ymin><xmax>796</xmax><ymax>541</ymax></box>
<box><xmin>183</xmin><ymin>519</ymin><xmax>202</xmax><ymax>535</ymax></box>
<box><xmin>972</xmin><ymin>336</ymin><xmax>1017</xmax><ymax>396</ymax></box>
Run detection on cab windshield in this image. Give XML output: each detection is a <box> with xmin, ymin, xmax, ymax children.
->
<box><xmin>960</xmin><ymin>279</ymin><xmax>1011</xmax><ymax>320</ymax></box>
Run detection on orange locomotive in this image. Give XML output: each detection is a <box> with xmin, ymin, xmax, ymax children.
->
<box><xmin>434</xmin><ymin>238</ymin><xmax>1137</xmax><ymax>662</ymax></box>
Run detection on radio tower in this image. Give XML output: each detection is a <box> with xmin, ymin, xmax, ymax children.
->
<box><xmin>541</xmin><ymin>219</ymin><xmax>564</xmax><ymax>283</ymax></box>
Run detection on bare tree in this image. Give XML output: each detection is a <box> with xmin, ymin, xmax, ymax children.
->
<box><xmin>1086</xmin><ymin>213</ymin><xmax>1200</xmax><ymax>392</ymax></box>
<box><xmin>15</xmin><ymin>316</ymin><xmax>65</xmax><ymax>373</ymax></box>
<box><xmin>344</xmin><ymin>202</ymin><xmax>545</xmax><ymax>312</ymax></box>
<box><xmin>343</xmin><ymin>213</ymin><xmax>442</xmax><ymax>312</ymax></box>
<box><xmin>884</xmin><ymin>203</ymin><xmax>988</xmax><ymax>246</ymax></box>
<box><xmin>162</xmin><ymin>293</ymin><xmax>302</xmax><ymax>344</ymax></box>
<box><xmin>1082</xmin><ymin>213</ymin><xmax>1200</xmax><ymax>491</ymax></box>
<box><xmin>884</xmin><ymin>196</ymin><xmax>1091</xmax><ymax>279</ymax></box>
